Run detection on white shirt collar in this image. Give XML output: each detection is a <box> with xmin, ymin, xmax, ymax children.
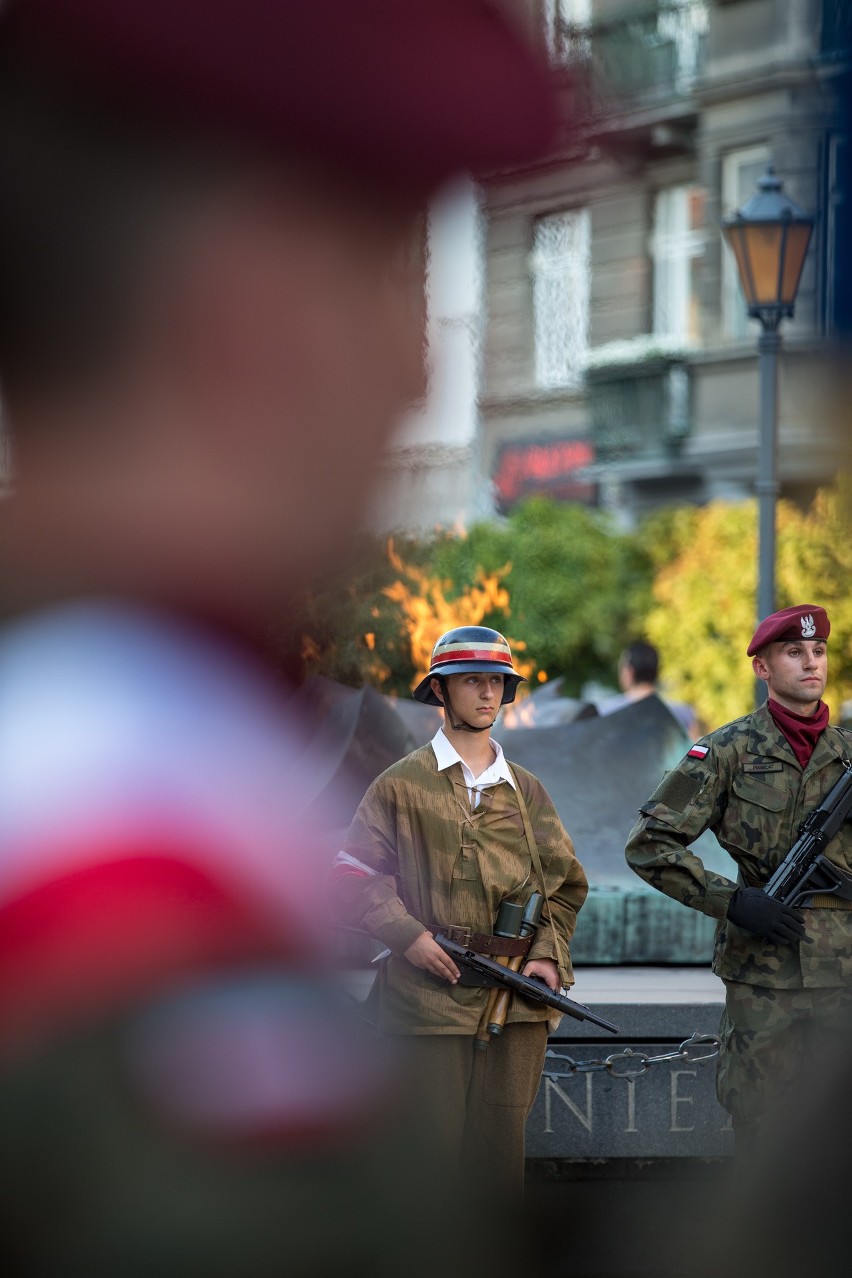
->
<box><xmin>430</xmin><ymin>727</ymin><xmax>516</xmax><ymax>792</ymax></box>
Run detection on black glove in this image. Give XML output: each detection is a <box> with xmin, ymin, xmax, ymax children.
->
<box><xmin>726</xmin><ymin>887</ymin><xmax>805</xmax><ymax>945</ymax></box>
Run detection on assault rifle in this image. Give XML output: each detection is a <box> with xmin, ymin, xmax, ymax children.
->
<box><xmin>435</xmin><ymin>933</ymin><xmax>619</xmax><ymax>1034</ymax></box>
<box><xmin>763</xmin><ymin>762</ymin><xmax>852</xmax><ymax>908</ymax></box>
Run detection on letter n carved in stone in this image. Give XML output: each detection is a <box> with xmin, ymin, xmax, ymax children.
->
<box><xmin>543</xmin><ymin>1073</ymin><xmax>593</xmax><ymax>1134</ymax></box>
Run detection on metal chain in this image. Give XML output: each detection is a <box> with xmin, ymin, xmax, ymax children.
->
<box><xmin>544</xmin><ymin>1032</ymin><xmax>721</xmax><ymax>1081</ymax></box>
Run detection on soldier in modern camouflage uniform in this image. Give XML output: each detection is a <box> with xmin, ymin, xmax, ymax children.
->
<box><xmin>330</xmin><ymin>626</ymin><xmax>588</xmax><ymax>1194</ymax></box>
<box><xmin>625</xmin><ymin>604</ymin><xmax>852</xmax><ymax>1143</ymax></box>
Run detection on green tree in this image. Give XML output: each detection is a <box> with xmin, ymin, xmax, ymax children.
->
<box><xmin>430</xmin><ymin>497</ymin><xmax>652</xmax><ymax>694</ymax></box>
<box><xmin>642</xmin><ymin>501</ymin><xmax>758</xmax><ymax>728</ymax></box>
<box><xmin>778</xmin><ymin>479</ymin><xmax>852</xmax><ymax>710</ymax></box>
<box><xmin>270</xmin><ymin>534</ymin><xmax>422</xmax><ymax>694</ymax></box>
<box><xmin>284</xmin><ymin>498</ymin><xmax>652</xmax><ymax>698</ymax></box>
<box><xmin>641</xmin><ymin>482</ymin><xmax>852</xmax><ymax>731</ymax></box>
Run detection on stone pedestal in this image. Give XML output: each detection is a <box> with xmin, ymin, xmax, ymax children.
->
<box><xmin>527</xmin><ymin>1001</ymin><xmax>733</xmax><ymax>1159</ymax></box>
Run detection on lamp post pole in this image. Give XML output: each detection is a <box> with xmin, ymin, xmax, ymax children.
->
<box><xmin>756</xmin><ymin>321</ymin><xmax>780</xmax><ymax>679</ymax></box>
<box><xmin>721</xmin><ymin>167</ymin><xmax>815</xmax><ymax>706</ymax></box>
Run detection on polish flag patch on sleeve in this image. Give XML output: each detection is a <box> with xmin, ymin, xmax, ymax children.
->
<box><xmin>687</xmin><ymin>745</ymin><xmax>710</xmax><ymax>759</ymax></box>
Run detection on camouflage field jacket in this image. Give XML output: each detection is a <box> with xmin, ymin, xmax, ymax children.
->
<box><xmin>625</xmin><ymin>704</ymin><xmax>852</xmax><ymax>988</ymax></box>
<box><xmin>331</xmin><ymin>744</ymin><xmax>588</xmax><ymax>1034</ymax></box>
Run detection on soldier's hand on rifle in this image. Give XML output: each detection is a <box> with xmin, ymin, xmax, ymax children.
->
<box><xmin>726</xmin><ymin>886</ymin><xmax>806</xmax><ymax>944</ymax></box>
<box><xmin>522</xmin><ymin>958</ymin><xmax>560</xmax><ymax>991</ymax></box>
<box><xmin>404</xmin><ymin>931</ymin><xmax>460</xmax><ymax>983</ymax></box>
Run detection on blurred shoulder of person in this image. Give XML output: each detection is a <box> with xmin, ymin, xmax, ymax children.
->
<box><xmin>0</xmin><ymin>1</ymin><xmax>556</xmax><ymax>1271</ymax></box>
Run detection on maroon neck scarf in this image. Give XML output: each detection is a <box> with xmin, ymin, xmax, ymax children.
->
<box><xmin>767</xmin><ymin>698</ymin><xmax>830</xmax><ymax>769</ymax></box>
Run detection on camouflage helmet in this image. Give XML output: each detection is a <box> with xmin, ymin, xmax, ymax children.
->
<box><xmin>412</xmin><ymin>626</ymin><xmax>525</xmax><ymax>706</ymax></box>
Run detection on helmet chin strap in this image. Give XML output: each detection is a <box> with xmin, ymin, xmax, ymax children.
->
<box><xmin>438</xmin><ymin>677</ymin><xmax>493</xmax><ymax>733</ymax></box>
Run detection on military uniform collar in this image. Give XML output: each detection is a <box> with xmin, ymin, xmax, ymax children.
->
<box><xmin>747</xmin><ymin>702</ymin><xmax>849</xmax><ymax>774</ymax></box>
<box><xmin>747</xmin><ymin>702</ymin><xmax>799</xmax><ymax>766</ymax></box>
<box><xmin>805</xmin><ymin>721</ymin><xmax>851</xmax><ymax>776</ymax></box>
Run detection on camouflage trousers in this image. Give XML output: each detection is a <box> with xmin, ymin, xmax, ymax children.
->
<box><xmin>717</xmin><ymin>979</ymin><xmax>852</xmax><ymax>1137</ymax></box>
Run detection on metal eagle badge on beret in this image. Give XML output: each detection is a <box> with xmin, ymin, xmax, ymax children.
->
<box><xmin>747</xmin><ymin>604</ymin><xmax>830</xmax><ymax>656</ymax></box>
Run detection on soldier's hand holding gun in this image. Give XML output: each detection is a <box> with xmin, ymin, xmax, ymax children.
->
<box><xmin>404</xmin><ymin>931</ymin><xmax>461</xmax><ymax>983</ymax></box>
<box><xmin>522</xmin><ymin>958</ymin><xmax>560</xmax><ymax>991</ymax></box>
<box><xmin>726</xmin><ymin>886</ymin><xmax>805</xmax><ymax>944</ymax></box>
<box><xmin>726</xmin><ymin>762</ymin><xmax>852</xmax><ymax>942</ymax></box>
<box><xmin>435</xmin><ymin>932</ymin><xmax>620</xmax><ymax>1036</ymax></box>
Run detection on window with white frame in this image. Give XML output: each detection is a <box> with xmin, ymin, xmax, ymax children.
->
<box><xmin>721</xmin><ymin>144</ymin><xmax>770</xmax><ymax>341</ymax></box>
<box><xmin>652</xmin><ymin>184</ymin><xmax>705</xmax><ymax>343</ymax></box>
<box><xmin>543</xmin><ymin>0</ymin><xmax>592</xmax><ymax>67</ymax></box>
<box><xmin>657</xmin><ymin>0</ymin><xmax>709</xmax><ymax>95</ymax></box>
<box><xmin>531</xmin><ymin>208</ymin><xmax>591</xmax><ymax>391</ymax></box>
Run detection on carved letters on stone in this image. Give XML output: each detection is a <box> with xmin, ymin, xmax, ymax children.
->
<box><xmin>534</xmin><ymin>1061</ymin><xmax>733</xmax><ymax>1157</ymax></box>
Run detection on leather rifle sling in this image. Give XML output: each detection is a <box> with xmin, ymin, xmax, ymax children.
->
<box><xmin>509</xmin><ymin>766</ymin><xmax>564</xmax><ymax>974</ymax></box>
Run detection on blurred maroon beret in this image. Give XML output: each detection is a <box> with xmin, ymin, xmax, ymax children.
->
<box><xmin>747</xmin><ymin>605</ymin><xmax>830</xmax><ymax>656</ymax></box>
<box><xmin>0</xmin><ymin>0</ymin><xmax>556</xmax><ymax>200</ymax></box>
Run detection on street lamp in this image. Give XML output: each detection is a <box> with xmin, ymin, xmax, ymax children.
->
<box><xmin>721</xmin><ymin>166</ymin><xmax>815</xmax><ymax>702</ymax></box>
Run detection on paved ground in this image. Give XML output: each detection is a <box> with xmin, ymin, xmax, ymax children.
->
<box><xmin>568</xmin><ymin>965</ymin><xmax>724</xmax><ymax>1006</ymax></box>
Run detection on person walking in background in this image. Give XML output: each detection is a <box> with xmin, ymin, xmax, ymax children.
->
<box><xmin>597</xmin><ymin>640</ymin><xmax>701</xmax><ymax>737</ymax></box>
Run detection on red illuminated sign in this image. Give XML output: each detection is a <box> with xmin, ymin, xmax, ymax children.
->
<box><xmin>493</xmin><ymin>437</ymin><xmax>595</xmax><ymax>510</ymax></box>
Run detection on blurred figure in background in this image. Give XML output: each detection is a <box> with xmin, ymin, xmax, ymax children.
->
<box><xmin>597</xmin><ymin>640</ymin><xmax>701</xmax><ymax>738</ymax></box>
<box><xmin>0</xmin><ymin>1</ymin><xmax>555</xmax><ymax>1272</ymax></box>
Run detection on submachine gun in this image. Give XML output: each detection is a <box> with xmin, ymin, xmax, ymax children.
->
<box><xmin>435</xmin><ymin>927</ymin><xmax>619</xmax><ymax>1038</ymax></box>
<box><xmin>763</xmin><ymin>761</ymin><xmax>852</xmax><ymax>908</ymax></box>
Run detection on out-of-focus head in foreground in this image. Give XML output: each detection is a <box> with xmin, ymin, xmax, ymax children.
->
<box><xmin>0</xmin><ymin>0</ymin><xmax>554</xmax><ymax>619</ymax></box>
<box><xmin>0</xmin><ymin>1</ymin><xmax>555</xmax><ymax>1272</ymax></box>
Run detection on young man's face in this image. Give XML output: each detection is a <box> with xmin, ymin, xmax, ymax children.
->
<box><xmin>432</xmin><ymin>672</ymin><xmax>505</xmax><ymax>729</ymax></box>
<box><xmin>752</xmin><ymin>639</ymin><xmax>828</xmax><ymax>712</ymax></box>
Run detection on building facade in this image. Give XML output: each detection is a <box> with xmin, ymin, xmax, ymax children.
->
<box><xmin>479</xmin><ymin>0</ymin><xmax>851</xmax><ymax>524</ymax></box>
<box><xmin>372</xmin><ymin>178</ymin><xmax>491</xmax><ymax>535</ymax></box>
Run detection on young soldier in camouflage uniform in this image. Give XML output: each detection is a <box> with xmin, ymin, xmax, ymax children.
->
<box><xmin>625</xmin><ymin>604</ymin><xmax>852</xmax><ymax>1144</ymax></box>
<box><xmin>331</xmin><ymin>626</ymin><xmax>588</xmax><ymax>1194</ymax></box>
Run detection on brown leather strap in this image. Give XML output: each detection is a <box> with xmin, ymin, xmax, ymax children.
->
<box><xmin>427</xmin><ymin>925</ymin><xmax>532</xmax><ymax>958</ymax></box>
<box><xmin>509</xmin><ymin>766</ymin><xmax>565</xmax><ymax>972</ymax></box>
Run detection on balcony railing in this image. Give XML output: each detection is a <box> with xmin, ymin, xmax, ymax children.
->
<box><xmin>585</xmin><ymin>356</ymin><xmax>691</xmax><ymax>461</ymax></box>
<box><xmin>551</xmin><ymin>2</ymin><xmax>708</xmax><ymax>116</ymax></box>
